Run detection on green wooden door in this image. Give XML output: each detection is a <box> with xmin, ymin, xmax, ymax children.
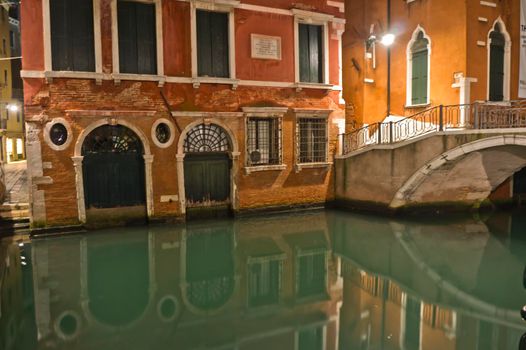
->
<box><xmin>184</xmin><ymin>153</ymin><xmax>230</xmax><ymax>207</ymax></box>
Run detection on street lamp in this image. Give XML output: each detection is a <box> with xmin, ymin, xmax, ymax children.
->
<box><xmin>380</xmin><ymin>33</ymin><xmax>396</xmax><ymax>47</ymax></box>
<box><xmin>7</xmin><ymin>104</ymin><xmax>18</xmax><ymax>113</ymax></box>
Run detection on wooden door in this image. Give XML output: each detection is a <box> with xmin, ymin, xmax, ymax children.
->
<box><xmin>184</xmin><ymin>153</ymin><xmax>230</xmax><ymax>207</ymax></box>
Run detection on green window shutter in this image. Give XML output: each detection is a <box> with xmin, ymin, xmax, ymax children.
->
<box><xmin>299</xmin><ymin>24</ymin><xmax>323</xmax><ymax>83</ymax></box>
<box><xmin>197</xmin><ymin>10</ymin><xmax>229</xmax><ymax>78</ymax></box>
<box><xmin>411</xmin><ymin>50</ymin><xmax>428</xmax><ymax>105</ymax></box>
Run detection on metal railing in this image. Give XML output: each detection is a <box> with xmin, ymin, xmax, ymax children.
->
<box><xmin>341</xmin><ymin>101</ymin><xmax>526</xmax><ymax>155</ymax></box>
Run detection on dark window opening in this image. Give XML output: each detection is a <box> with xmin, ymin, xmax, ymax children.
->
<box><xmin>50</xmin><ymin>0</ymin><xmax>95</xmax><ymax>71</ymax></box>
<box><xmin>404</xmin><ymin>296</ymin><xmax>422</xmax><ymax>350</ymax></box>
<box><xmin>247</xmin><ymin>118</ymin><xmax>281</xmax><ymax>166</ymax></box>
<box><xmin>197</xmin><ymin>10</ymin><xmax>229</xmax><ymax>78</ymax></box>
<box><xmin>297</xmin><ymin>252</ymin><xmax>326</xmax><ymax>298</ymax></box>
<box><xmin>50</xmin><ymin>123</ymin><xmax>68</xmax><ymax>146</ymax></box>
<box><xmin>118</xmin><ymin>0</ymin><xmax>157</xmax><ymax>75</ymax></box>
<box><xmin>298</xmin><ymin>326</ymin><xmax>324</xmax><ymax>350</ymax></box>
<box><xmin>299</xmin><ymin>23</ymin><xmax>323</xmax><ymax>83</ymax></box>
<box><xmin>298</xmin><ymin>118</ymin><xmax>327</xmax><ymax>164</ymax></box>
<box><xmin>248</xmin><ymin>259</ymin><xmax>281</xmax><ymax>307</ymax></box>
<box><xmin>489</xmin><ymin>24</ymin><xmax>505</xmax><ymax>102</ymax></box>
<box><xmin>155</xmin><ymin>123</ymin><xmax>171</xmax><ymax>144</ymax></box>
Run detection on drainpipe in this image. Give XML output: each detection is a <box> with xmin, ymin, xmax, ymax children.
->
<box><xmin>386</xmin><ymin>0</ymin><xmax>391</xmax><ymax>118</ymax></box>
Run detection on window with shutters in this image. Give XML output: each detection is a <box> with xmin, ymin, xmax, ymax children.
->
<box><xmin>409</xmin><ymin>30</ymin><xmax>429</xmax><ymax>106</ymax></box>
<box><xmin>117</xmin><ymin>1</ymin><xmax>157</xmax><ymax>75</ymax></box>
<box><xmin>489</xmin><ymin>23</ymin><xmax>505</xmax><ymax>102</ymax></box>
<box><xmin>297</xmin><ymin>117</ymin><xmax>328</xmax><ymax>164</ymax></box>
<box><xmin>296</xmin><ymin>251</ymin><xmax>327</xmax><ymax>298</ymax></box>
<box><xmin>298</xmin><ymin>23</ymin><xmax>324</xmax><ymax>83</ymax></box>
<box><xmin>403</xmin><ymin>295</ymin><xmax>422</xmax><ymax>350</ymax></box>
<box><xmin>246</xmin><ymin>117</ymin><xmax>281</xmax><ymax>166</ymax></box>
<box><xmin>197</xmin><ymin>10</ymin><xmax>230</xmax><ymax>78</ymax></box>
<box><xmin>49</xmin><ymin>0</ymin><xmax>95</xmax><ymax>72</ymax></box>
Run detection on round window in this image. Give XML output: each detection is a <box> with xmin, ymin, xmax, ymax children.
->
<box><xmin>160</xmin><ymin>298</ymin><xmax>176</xmax><ymax>319</ymax></box>
<box><xmin>50</xmin><ymin>123</ymin><xmax>68</xmax><ymax>146</ymax></box>
<box><xmin>59</xmin><ymin>314</ymin><xmax>78</xmax><ymax>337</ymax></box>
<box><xmin>155</xmin><ymin>123</ymin><xmax>171</xmax><ymax>144</ymax></box>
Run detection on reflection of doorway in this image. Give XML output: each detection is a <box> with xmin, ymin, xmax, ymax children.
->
<box><xmin>514</xmin><ymin>167</ymin><xmax>526</xmax><ymax>204</ymax></box>
<box><xmin>183</xmin><ymin>124</ymin><xmax>232</xmax><ymax>210</ymax></box>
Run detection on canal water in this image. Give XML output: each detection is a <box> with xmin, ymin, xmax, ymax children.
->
<box><xmin>1</xmin><ymin>209</ymin><xmax>526</xmax><ymax>350</ymax></box>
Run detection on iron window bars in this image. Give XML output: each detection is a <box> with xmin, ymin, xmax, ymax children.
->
<box><xmin>246</xmin><ymin>117</ymin><xmax>282</xmax><ymax>166</ymax></box>
<box><xmin>297</xmin><ymin>117</ymin><xmax>328</xmax><ymax>164</ymax></box>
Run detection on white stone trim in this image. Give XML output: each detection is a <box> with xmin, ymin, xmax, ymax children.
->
<box><xmin>486</xmin><ymin>17</ymin><xmax>511</xmax><ymax>102</ymax></box>
<box><xmin>111</xmin><ymin>0</ymin><xmax>164</xmax><ymax>76</ymax></box>
<box><xmin>176</xmin><ymin>118</ymin><xmax>239</xmax><ymax>214</ymax></box>
<box><xmin>244</xmin><ymin>164</ymin><xmax>287</xmax><ymax>175</ymax></box>
<box><xmin>54</xmin><ymin>311</ymin><xmax>81</xmax><ymax>341</ymax></box>
<box><xmin>151</xmin><ymin>118</ymin><xmax>176</xmax><ymax>148</ymax></box>
<box><xmin>327</xmin><ymin>0</ymin><xmax>344</xmax><ymax>13</ymax></box>
<box><xmin>406</xmin><ymin>25</ymin><xmax>431</xmax><ymax>107</ymax></box>
<box><xmin>294</xmin><ymin>11</ymin><xmax>331</xmax><ymax>85</ymax></box>
<box><xmin>73</xmin><ymin>119</ymin><xmax>154</xmax><ymax>223</ymax></box>
<box><xmin>190</xmin><ymin>0</ymin><xmax>237</xmax><ymax>80</ymax></box>
<box><xmin>480</xmin><ymin>1</ymin><xmax>497</xmax><ymax>7</ymax></box>
<box><xmin>42</xmin><ymin>0</ymin><xmax>102</xmax><ymax>74</ymax></box>
<box><xmin>43</xmin><ymin>118</ymin><xmax>73</xmax><ymax>151</ymax></box>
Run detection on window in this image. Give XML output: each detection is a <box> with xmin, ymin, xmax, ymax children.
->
<box><xmin>3</xmin><ymin>70</ymin><xmax>6</xmax><ymax>86</ymax></box>
<box><xmin>2</xmin><ymin>38</ymin><xmax>5</xmax><ymax>55</ymax></box>
<box><xmin>247</xmin><ymin>118</ymin><xmax>281</xmax><ymax>166</ymax></box>
<box><xmin>298</xmin><ymin>23</ymin><xmax>323</xmax><ymax>83</ymax></box>
<box><xmin>489</xmin><ymin>24</ymin><xmax>505</xmax><ymax>102</ymax></box>
<box><xmin>248</xmin><ymin>259</ymin><xmax>281</xmax><ymax>307</ymax></box>
<box><xmin>297</xmin><ymin>251</ymin><xmax>326</xmax><ymax>298</ymax></box>
<box><xmin>409</xmin><ymin>31</ymin><xmax>429</xmax><ymax>105</ymax></box>
<box><xmin>297</xmin><ymin>117</ymin><xmax>327</xmax><ymax>164</ymax></box>
<box><xmin>50</xmin><ymin>0</ymin><xmax>95</xmax><ymax>71</ymax></box>
<box><xmin>197</xmin><ymin>10</ymin><xmax>229</xmax><ymax>78</ymax></box>
<box><xmin>9</xmin><ymin>31</ymin><xmax>13</xmax><ymax>50</ymax></box>
<box><xmin>298</xmin><ymin>326</ymin><xmax>324</xmax><ymax>350</ymax></box>
<box><xmin>403</xmin><ymin>296</ymin><xmax>421</xmax><ymax>350</ymax></box>
<box><xmin>49</xmin><ymin>123</ymin><xmax>68</xmax><ymax>146</ymax></box>
<box><xmin>117</xmin><ymin>0</ymin><xmax>157</xmax><ymax>74</ymax></box>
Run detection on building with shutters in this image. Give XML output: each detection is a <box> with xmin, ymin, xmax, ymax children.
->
<box><xmin>342</xmin><ymin>0</ymin><xmax>521</xmax><ymax>128</ymax></box>
<box><xmin>20</xmin><ymin>0</ymin><xmax>345</xmax><ymax>228</ymax></box>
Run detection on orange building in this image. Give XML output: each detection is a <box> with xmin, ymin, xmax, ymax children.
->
<box><xmin>342</xmin><ymin>0</ymin><xmax>521</xmax><ymax>128</ymax></box>
<box><xmin>20</xmin><ymin>0</ymin><xmax>346</xmax><ymax>228</ymax></box>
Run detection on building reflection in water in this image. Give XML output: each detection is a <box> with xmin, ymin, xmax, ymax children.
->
<box><xmin>1</xmin><ymin>209</ymin><xmax>526</xmax><ymax>349</ymax></box>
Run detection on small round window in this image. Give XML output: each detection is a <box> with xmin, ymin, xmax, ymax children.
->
<box><xmin>59</xmin><ymin>314</ymin><xmax>78</xmax><ymax>337</ymax></box>
<box><xmin>155</xmin><ymin>123</ymin><xmax>171</xmax><ymax>144</ymax></box>
<box><xmin>50</xmin><ymin>123</ymin><xmax>68</xmax><ymax>146</ymax></box>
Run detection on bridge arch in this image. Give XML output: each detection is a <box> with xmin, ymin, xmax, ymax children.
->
<box><xmin>391</xmin><ymin>135</ymin><xmax>526</xmax><ymax>208</ymax></box>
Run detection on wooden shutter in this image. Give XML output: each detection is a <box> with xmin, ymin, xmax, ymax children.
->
<box><xmin>489</xmin><ymin>43</ymin><xmax>505</xmax><ymax>101</ymax></box>
<box><xmin>299</xmin><ymin>24</ymin><xmax>323</xmax><ymax>83</ymax></box>
<box><xmin>50</xmin><ymin>0</ymin><xmax>95</xmax><ymax>71</ymax></box>
<box><xmin>197</xmin><ymin>10</ymin><xmax>229</xmax><ymax>78</ymax></box>
<box><xmin>118</xmin><ymin>1</ymin><xmax>156</xmax><ymax>74</ymax></box>
<box><xmin>411</xmin><ymin>50</ymin><xmax>428</xmax><ymax>105</ymax></box>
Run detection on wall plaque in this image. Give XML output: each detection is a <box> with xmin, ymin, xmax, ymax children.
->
<box><xmin>251</xmin><ymin>34</ymin><xmax>282</xmax><ymax>60</ymax></box>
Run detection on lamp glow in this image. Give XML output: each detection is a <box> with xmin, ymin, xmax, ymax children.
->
<box><xmin>7</xmin><ymin>104</ymin><xmax>19</xmax><ymax>112</ymax></box>
<box><xmin>380</xmin><ymin>33</ymin><xmax>396</xmax><ymax>47</ymax></box>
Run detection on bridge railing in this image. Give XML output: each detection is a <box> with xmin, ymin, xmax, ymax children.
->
<box><xmin>341</xmin><ymin>100</ymin><xmax>526</xmax><ymax>155</ymax></box>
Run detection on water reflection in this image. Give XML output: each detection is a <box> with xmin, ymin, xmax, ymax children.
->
<box><xmin>1</xmin><ymin>209</ymin><xmax>526</xmax><ymax>349</ymax></box>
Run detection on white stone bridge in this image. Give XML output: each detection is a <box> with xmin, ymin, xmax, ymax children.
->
<box><xmin>335</xmin><ymin>101</ymin><xmax>526</xmax><ymax>211</ymax></box>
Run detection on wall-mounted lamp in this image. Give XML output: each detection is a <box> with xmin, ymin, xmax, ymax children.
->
<box><xmin>380</xmin><ymin>33</ymin><xmax>396</xmax><ymax>47</ymax></box>
<box><xmin>6</xmin><ymin>104</ymin><xmax>18</xmax><ymax>113</ymax></box>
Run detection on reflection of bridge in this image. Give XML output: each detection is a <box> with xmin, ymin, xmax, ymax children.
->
<box><xmin>336</xmin><ymin>101</ymin><xmax>526</xmax><ymax>210</ymax></box>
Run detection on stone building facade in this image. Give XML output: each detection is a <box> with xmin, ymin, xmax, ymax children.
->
<box><xmin>21</xmin><ymin>0</ymin><xmax>345</xmax><ymax>228</ymax></box>
<box><xmin>342</xmin><ymin>0</ymin><xmax>521</xmax><ymax>126</ymax></box>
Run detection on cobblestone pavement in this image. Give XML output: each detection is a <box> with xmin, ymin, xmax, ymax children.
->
<box><xmin>2</xmin><ymin>161</ymin><xmax>29</xmax><ymax>205</ymax></box>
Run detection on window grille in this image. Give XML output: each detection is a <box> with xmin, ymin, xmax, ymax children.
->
<box><xmin>297</xmin><ymin>118</ymin><xmax>327</xmax><ymax>164</ymax></box>
<box><xmin>184</xmin><ymin>123</ymin><xmax>231</xmax><ymax>153</ymax></box>
<box><xmin>248</xmin><ymin>259</ymin><xmax>281</xmax><ymax>307</ymax></box>
<box><xmin>246</xmin><ymin>118</ymin><xmax>281</xmax><ymax>166</ymax></box>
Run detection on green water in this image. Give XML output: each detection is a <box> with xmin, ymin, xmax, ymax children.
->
<box><xmin>1</xmin><ymin>209</ymin><xmax>526</xmax><ymax>350</ymax></box>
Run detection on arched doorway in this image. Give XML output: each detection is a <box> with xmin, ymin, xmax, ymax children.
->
<box><xmin>489</xmin><ymin>23</ymin><xmax>505</xmax><ymax>102</ymax></box>
<box><xmin>182</xmin><ymin>123</ymin><xmax>232</xmax><ymax>210</ymax></box>
<box><xmin>82</xmin><ymin>125</ymin><xmax>146</xmax><ymax>213</ymax></box>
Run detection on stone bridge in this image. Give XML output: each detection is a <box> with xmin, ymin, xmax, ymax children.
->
<box><xmin>335</xmin><ymin>102</ymin><xmax>526</xmax><ymax>211</ymax></box>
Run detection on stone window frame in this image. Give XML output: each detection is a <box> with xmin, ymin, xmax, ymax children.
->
<box><xmin>293</xmin><ymin>109</ymin><xmax>332</xmax><ymax>172</ymax></box>
<box><xmin>242</xmin><ymin>107</ymin><xmax>288</xmax><ymax>175</ymax></box>
<box><xmin>190</xmin><ymin>0</ymin><xmax>239</xmax><ymax>88</ymax></box>
<box><xmin>42</xmin><ymin>0</ymin><xmax>103</xmax><ymax>78</ymax></box>
<box><xmin>405</xmin><ymin>25</ymin><xmax>432</xmax><ymax>108</ymax></box>
<box><xmin>151</xmin><ymin>118</ymin><xmax>176</xmax><ymax>149</ymax></box>
<box><xmin>110</xmin><ymin>0</ymin><xmax>165</xmax><ymax>83</ymax></box>
<box><xmin>293</xmin><ymin>9</ymin><xmax>332</xmax><ymax>89</ymax></box>
<box><xmin>43</xmin><ymin>118</ymin><xmax>73</xmax><ymax>151</ymax></box>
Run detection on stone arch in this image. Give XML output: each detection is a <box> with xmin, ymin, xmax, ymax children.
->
<box><xmin>390</xmin><ymin>136</ymin><xmax>526</xmax><ymax>208</ymax></box>
<box><xmin>176</xmin><ymin>119</ymin><xmax>240</xmax><ymax>214</ymax></box>
<box><xmin>486</xmin><ymin>17</ymin><xmax>511</xmax><ymax>102</ymax></box>
<box><xmin>72</xmin><ymin>118</ymin><xmax>154</xmax><ymax>223</ymax></box>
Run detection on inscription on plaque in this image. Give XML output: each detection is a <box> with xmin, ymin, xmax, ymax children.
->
<box><xmin>251</xmin><ymin>34</ymin><xmax>282</xmax><ymax>60</ymax></box>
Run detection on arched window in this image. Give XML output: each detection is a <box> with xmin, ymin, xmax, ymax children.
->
<box><xmin>409</xmin><ymin>30</ymin><xmax>430</xmax><ymax>106</ymax></box>
<box><xmin>489</xmin><ymin>23</ymin><xmax>505</xmax><ymax>102</ymax></box>
<box><xmin>183</xmin><ymin>124</ymin><xmax>231</xmax><ymax>153</ymax></box>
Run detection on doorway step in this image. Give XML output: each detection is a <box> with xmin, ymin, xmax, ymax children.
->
<box><xmin>0</xmin><ymin>203</ymin><xmax>30</xmax><ymax>236</ymax></box>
